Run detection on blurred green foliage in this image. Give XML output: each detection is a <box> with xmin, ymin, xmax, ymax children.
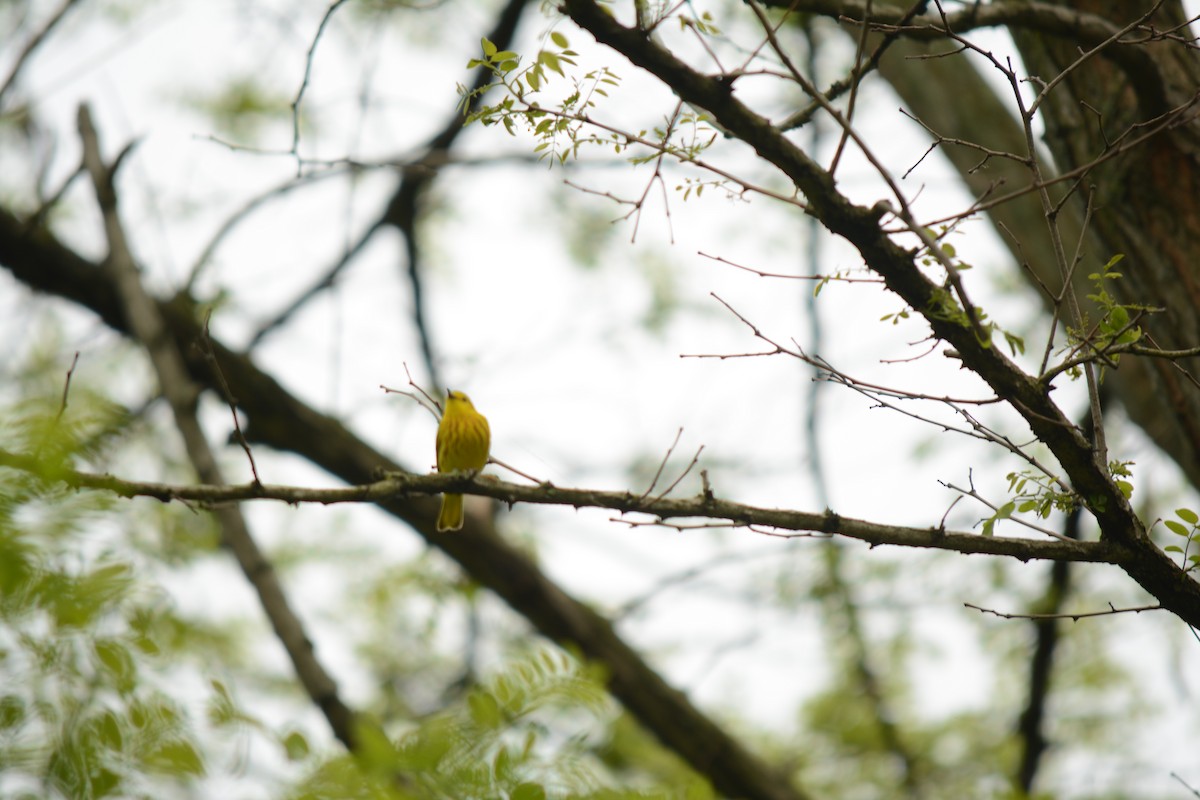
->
<box><xmin>0</xmin><ymin>399</ymin><xmax>205</xmax><ymax>798</ymax></box>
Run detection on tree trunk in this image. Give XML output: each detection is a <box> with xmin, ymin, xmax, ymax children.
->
<box><xmin>875</xmin><ymin>2</ymin><xmax>1200</xmax><ymax>488</ymax></box>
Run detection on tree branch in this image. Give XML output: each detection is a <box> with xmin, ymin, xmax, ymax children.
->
<box><xmin>0</xmin><ymin>0</ymin><xmax>83</xmax><ymax>109</ymax></box>
<box><xmin>75</xmin><ymin>105</ymin><xmax>362</xmax><ymax>752</ymax></box>
<box><xmin>252</xmin><ymin>0</ymin><xmax>534</xmax><ymax>393</ymax></box>
<box><xmin>0</xmin><ymin>446</ymin><xmax>1128</xmax><ymax>566</ymax></box>
<box><xmin>1015</xmin><ymin>507</ymin><xmax>1077</xmax><ymax>794</ymax></box>
<box><xmin>819</xmin><ymin>542</ymin><xmax>925</xmax><ymax>796</ymax></box>
<box><xmin>763</xmin><ymin>0</ymin><xmax>1169</xmax><ymax>110</ymax></box>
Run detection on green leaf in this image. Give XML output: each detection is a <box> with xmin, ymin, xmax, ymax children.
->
<box><xmin>1165</xmin><ymin>520</ymin><xmax>1189</xmax><ymax>537</ymax></box>
<box><xmin>539</xmin><ymin>51</ymin><xmax>564</xmax><ymax>76</ymax></box>
<box><xmin>94</xmin><ymin>638</ymin><xmax>137</xmax><ymax>694</ymax></box>
<box><xmin>282</xmin><ymin>730</ymin><xmax>310</xmax><ymax>761</ymax></box>
<box><xmin>469</xmin><ymin>689</ymin><xmax>503</xmax><ymax>730</ymax></box>
<box><xmin>550</xmin><ymin>31</ymin><xmax>569</xmax><ymax>48</ymax></box>
<box><xmin>94</xmin><ymin>710</ymin><xmax>123</xmax><ymax>751</ymax></box>
<box><xmin>207</xmin><ymin>679</ymin><xmax>239</xmax><ymax>727</ymax></box>
<box><xmin>0</xmin><ymin>695</ymin><xmax>26</xmax><ymax>729</ymax></box>
<box><xmin>143</xmin><ymin>739</ymin><xmax>205</xmax><ymax>777</ymax></box>
<box><xmin>481</xmin><ymin>38</ymin><xmax>497</xmax><ymax>57</ymax></box>
<box><xmin>512</xmin><ymin>782</ymin><xmax>547</xmax><ymax>800</ymax></box>
<box><xmin>1176</xmin><ymin>508</ymin><xmax>1199</xmax><ymax>524</ymax></box>
<box><xmin>1117</xmin><ymin>327</ymin><xmax>1141</xmax><ymax>345</ymax></box>
<box><xmin>494</xmin><ymin>746</ymin><xmax>513</xmax><ymax>782</ymax></box>
<box><xmin>1003</xmin><ymin>329</ymin><xmax>1025</xmax><ymax>356</ymax></box>
<box><xmin>361</xmin><ymin>720</ymin><xmax>407</xmax><ymax>771</ymax></box>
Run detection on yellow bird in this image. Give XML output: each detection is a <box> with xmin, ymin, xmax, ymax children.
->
<box><xmin>435</xmin><ymin>390</ymin><xmax>491</xmax><ymax>532</ymax></box>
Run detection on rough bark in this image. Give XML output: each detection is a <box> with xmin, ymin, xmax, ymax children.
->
<box><xmin>1008</xmin><ymin>0</ymin><xmax>1200</xmax><ymax>482</ymax></box>
<box><xmin>803</xmin><ymin>0</ymin><xmax>1200</xmax><ymax>494</ymax></box>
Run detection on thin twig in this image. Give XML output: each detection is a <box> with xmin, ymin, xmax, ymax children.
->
<box><xmin>53</xmin><ymin>351</ymin><xmax>80</xmax><ymax>427</ymax></box>
<box><xmin>652</xmin><ymin>446</ymin><xmax>705</xmax><ymax>504</ymax></box>
<box><xmin>1171</xmin><ymin>772</ymin><xmax>1200</xmax><ymax>799</ymax></box>
<box><xmin>291</xmin><ymin>0</ymin><xmax>353</xmax><ymax>173</ymax></box>
<box><xmin>942</xmin><ymin>480</ymin><xmax>1073</xmax><ymax>542</ymax></box>
<box><xmin>0</xmin><ymin>0</ymin><xmax>83</xmax><ymax>108</ymax></box>
<box><xmin>828</xmin><ymin>0</ymin><xmax>874</xmax><ymax>176</ymax></box>
<box><xmin>640</xmin><ymin>427</ymin><xmax>685</xmax><ymax>499</ymax></box>
<box><xmin>614</xmin><ymin>547</ymin><xmax>779</xmax><ymax>620</ymax></box>
<box><xmin>699</xmin><ymin>251</ymin><xmax>883</xmax><ymax>283</ymax></box>
<box><xmin>964</xmin><ymin>601</ymin><xmax>1163</xmax><ymax>621</ymax></box>
<box><xmin>202</xmin><ymin>312</ymin><xmax>261</xmax><ymax>485</ymax></box>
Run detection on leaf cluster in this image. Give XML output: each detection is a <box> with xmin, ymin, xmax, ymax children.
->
<box><xmin>0</xmin><ymin>445</ymin><xmax>205</xmax><ymax>798</ymax></box>
<box><xmin>1162</xmin><ymin>507</ymin><xmax>1200</xmax><ymax>573</ymax></box>
<box><xmin>1061</xmin><ymin>255</ymin><xmax>1155</xmax><ymax>378</ymax></box>
<box><xmin>460</xmin><ymin>35</ymin><xmax>724</xmax><ymax>169</ymax></box>
<box><xmin>980</xmin><ymin>471</ymin><xmax>1081</xmax><ymax>538</ymax></box>
<box><xmin>290</xmin><ymin>646</ymin><xmax>705</xmax><ymax>800</ymax></box>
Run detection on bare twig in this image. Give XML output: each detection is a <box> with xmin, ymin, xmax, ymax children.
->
<box><xmin>0</xmin><ymin>0</ymin><xmax>83</xmax><ymax>109</ymax></box>
<box><xmin>291</xmin><ymin>0</ymin><xmax>353</xmax><ymax>172</ymax></box>
<box><xmin>828</xmin><ymin>0</ymin><xmax>875</xmax><ymax>176</ymax></box>
<box><xmin>964</xmin><ymin>601</ymin><xmax>1163</xmax><ymax>621</ymax></box>
<box><xmin>1171</xmin><ymin>772</ymin><xmax>1200</xmax><ymax>799</ymax></box>
<box><xmin>614</xmin><ymin>547</ymin><xmax>779</xmax><ymax>620</ymax></box>
<box><xmin>1026</xmin><ymin>2</ymin><xmax>1166</xmax><ymax>118</ymax></box>
<box><xmin>185</xmin><ymin>168</ymin><xmax>349</xmax><ymax>293</ymax></box>
<box><xmin>53</xmin><ymin>351</ymin><xmax>80</xmax><ymax>427</ymax></box>
<box><xmin>778</xmin><ymin>0</ymin><xmax>932</xmax><ymax>132</ymax></box>
<box><xmin>201</xmin><ymin>312</ymin><xmax>261</xmax><ymax>485</ymax></box>
<box><xmin>699</xmin><ymin>251</ymin><xmax>883</xmax><ymax>283</ymax></box>
<box><xmin>639</xmin><ymin>427</ymin><xmax>685</xmax><ymax>499</ymax></box>
<box><xmin>650</xmin><ymin>445</ymin><xmax>704</xmax><ymax>503</ymax></box>
<box><xmin>822</xmin><ymin>538</ymin><xmax>924</xmax><ymax>796</ymax></box>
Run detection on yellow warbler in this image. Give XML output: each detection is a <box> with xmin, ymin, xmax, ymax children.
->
<box><xmin>435</xmin><ymin>390</ymin><xmax>491</xmax><ymax>532</ymax></box>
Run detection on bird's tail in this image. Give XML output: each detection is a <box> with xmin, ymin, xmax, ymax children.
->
<box><xmin>438</xmin><ymin>493</ymin><xmax>465</xmax><ymax>532</ymax></box>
